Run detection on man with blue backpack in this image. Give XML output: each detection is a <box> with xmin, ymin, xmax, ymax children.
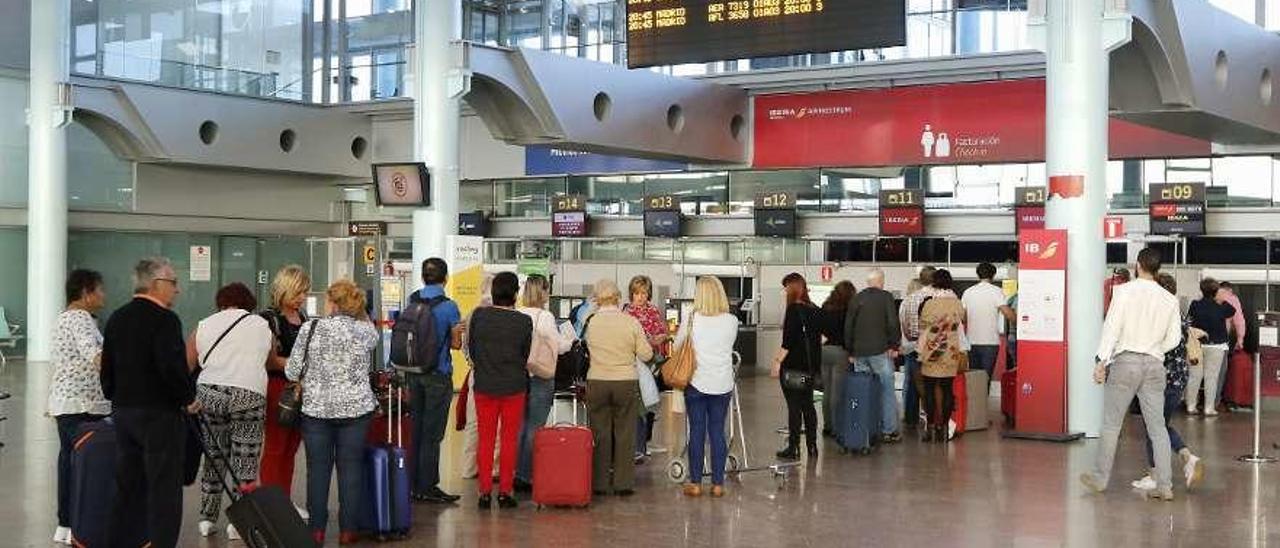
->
<box><xmin>391</xmin><ymin>258</ymin><xmax>464</xmax><ymax>504</ymax></box>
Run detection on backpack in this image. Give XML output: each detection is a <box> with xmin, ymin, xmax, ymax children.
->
<box><xmin>555</xmin><ymin>314</ymin><xmax>594</xmax><ymax>392</ymax></box>
<box><xmin>390</xmin><ymin>295</ymin><xmax>449</xmax><ymax>374</ymax></box>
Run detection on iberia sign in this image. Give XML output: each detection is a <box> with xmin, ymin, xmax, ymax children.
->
<box><xmin>753</xmin><ymin>79</ymin><xmax>1210</xmax><ymax>168</ymax></box>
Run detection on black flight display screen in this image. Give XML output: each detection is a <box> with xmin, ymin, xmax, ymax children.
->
<box><xmin>625</xmin><ymin>0</ymin><xmax>907</xmax><ymax>68</ymax></box>
<box><xmin>1148</xmin><ymin>183</ymin><xmax>1206</xmax><ymax>236</ymax></box>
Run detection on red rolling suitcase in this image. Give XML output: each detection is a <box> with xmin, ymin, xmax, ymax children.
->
<box><xmin>532</xmin><ymin>394</ymin><xmax>592</xmax><ymax>508</ymax></box>
<box><xmin>1001</xmin><ymin>369</ymin><xmax>1017</xmax><ymax>425</ymax></box>
<box><xmin>1224</xmin><ymin>350</ymin><xmax>1255</xmax><ymax>408</ymax></box>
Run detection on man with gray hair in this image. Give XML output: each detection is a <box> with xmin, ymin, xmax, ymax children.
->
<box><xmin>843</xmin><ymin>267</ymin><xmax>903</xmax><ymax>443</ymax></box>
<box><xmin>101</xmin><ymin>257</ymin><xmax>198</xmax><ymax>547</ymax></box>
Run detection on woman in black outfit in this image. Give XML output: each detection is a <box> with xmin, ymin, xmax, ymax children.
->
<box><xmin>820</xmin><ymin>281</ymin><xmax>856</xmax><ymax>437</ymax></box>
<box><xmin>769</xmin><ymin>273</ymin><xmax>823</xmax><ymax>460</ymax></box>
<box><xmin>1186</xmin><ymin>278</ymin><xmax>1235</xmax><ymax>416</ymax></box>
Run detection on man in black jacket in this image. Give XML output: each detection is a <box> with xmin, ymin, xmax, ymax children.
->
<box><xmin>844</xmin><ymin>268</ymin><xmax>903</xmax><ymax>443</ymax></box>
<box><xmin>101</xmin><ymin>257</ymin><xmax>198</xmax><ymax>548</ymax></box>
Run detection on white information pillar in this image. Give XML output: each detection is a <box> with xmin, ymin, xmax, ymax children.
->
<box><xmin>27</xmin><ymin>0</ymin><xmax>72</xmax><ymax>362</ymax></box>
<box><xmin>1032</xmin><ymin>0</ymin><xmax>1131</xmax><ymax>437</ymax></box>
<box><xmin>412</xmin><ymin>0</ymin><xmax>465</xmax><ymax>288</ymax></box>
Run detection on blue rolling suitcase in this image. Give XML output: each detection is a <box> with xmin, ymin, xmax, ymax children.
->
<box><xmin>69</xmin><ymin>419</ymin><xmax>117</xmax><ymax>548</ymax></box>
<box><xmin>365</xmin><ymin>379</ymin><xmax>411</xmax><ymax>540</ymax></box>
<box><xmin>836</xmin><ymin>370</ymin><xmax>882</xmax><ymax>455</ymax></box>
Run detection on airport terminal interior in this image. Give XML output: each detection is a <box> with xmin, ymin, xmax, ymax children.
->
<box><xmin>3</xmin><ymin>0</ymin><xmax>1280</xmax><ymax>546</ymax></box>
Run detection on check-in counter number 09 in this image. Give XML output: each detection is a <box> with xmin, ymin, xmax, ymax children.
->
<box><xmin>1160</xmin><ymin>184</ymin><xmax>1197</xmax><ymax>201</ymax></box>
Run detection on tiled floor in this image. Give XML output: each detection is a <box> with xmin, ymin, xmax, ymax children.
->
<box><xmin>2</xmin><ymin>359</ymin><xmax>1278</xmax><ymax>547</ymax></box>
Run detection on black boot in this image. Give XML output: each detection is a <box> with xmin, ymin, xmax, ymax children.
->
<box><xmin>776</xmin><ymin>438</ymin><xmax>800</xmax><ymax>460</ymax></box>
<box><xmin>806</xmin><ymin>440</ymin><xmax>819</xmax><ymax>458</ymax></box>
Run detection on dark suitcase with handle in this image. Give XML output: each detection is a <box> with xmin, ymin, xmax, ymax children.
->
<box><xmin>533</xmin><ymin>393</ymin><xmax>593</xmax><ymax>508</ymax></box>
<box><xmin>1001</xmin><ymin>368</ymin><xmax>1017</xmax><ymax>426</ymax></box>
<box><xmin>364</xmin><ymin>378</ymin><xmax>412</xmax><ymax>539</ymax></box>
<box><xmin>191</xmin><ymin>415</ymin><xmax>314</xmax><ymax>548</ymax></box>
<box><xmin>69</xmin><ymin>419</ymin><xmax>116</xmax><ymax>548</ymax></box>
<box><xmin>836</xmin><ymin>370</ymin><xmax>881</xmax><ymax>455</ymax></box>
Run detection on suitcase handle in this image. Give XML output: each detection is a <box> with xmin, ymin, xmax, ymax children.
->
<box><xmin>550</xmin><ymin>391</ymin><xmax>579</xmax><ymax>426</ymax></box>
<box><xmin>187</xmin><ymin>413</ymin><xmax>248</xmax><ymax>501</ymax></box>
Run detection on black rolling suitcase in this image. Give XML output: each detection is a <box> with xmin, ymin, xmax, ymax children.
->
<box><xmin>191</xmin><ymin>415</ymin><xmax>314</xmax><ymax>548</ymax></box>
<box><xmin>69</xmin><ymin>419</ymin><xmax>117</xmax><ymax>547</ymax></box>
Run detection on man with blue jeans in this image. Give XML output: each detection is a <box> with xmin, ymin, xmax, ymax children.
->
<box><xmin>405</xmin><ymin>258</ymin><xmax>463</xmax><ymax>504</ymax></box>
<box><xmin>844</xmin><ymin>269</ymin><xmax>903</xmax><ymax>443</ymax></box>
<box><xmin>962</xmin><ymin>263</ymin><xmax>1006</xmax><ymax>381</ymax></box>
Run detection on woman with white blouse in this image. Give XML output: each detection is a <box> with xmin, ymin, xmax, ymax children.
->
<box><xmin>285</xmin><ymin>280</ymin><xmax>378</xmax><ymax>546</ymax></box>
<box><xmin>186</xmin><ymin>282</ymin><xmax>274</xmax><ymax>540</ymax></box>
<box><xmin>48</xmin><ymin>269</ymin><xmax>109</xmax><ymax>546</ymax></box>
<box><xmin>676</xmin><ymin>276</ymin><xmax>740</xmax><ymax>498</ymax></box>
<box><xmin>514</xmin><ymin>274</ymin><xmax>576</xmax><ymax>491</ymax></box>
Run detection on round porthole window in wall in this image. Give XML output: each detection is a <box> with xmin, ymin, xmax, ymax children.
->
<box><xmin>351</xmin><ymin>136</ymin><xmax>368</xmax><ymax>159</ymax></box>
<box><xmin>198</xmin><ymin>120</ymin><xmax>219</xmax><ymax>145</ymax></box>
<box><xmin>279</xmin><ymin>129</ymin><xmax>297</xmax><ymax>153</ymax></box>
<box><xmin>593</xmin><ymin>92</ymin><xmax>612</xmax><ymax>122</ymax></box>
<box><xmin>1214</xmin><ymin>50</ymin><xmax>1229</xmax><ymax>91</ymax></box>
<box><xmin>730</xmin><ymin>114</ymin><xmax>745</xmax><ymax>141</ymax></box>
<box><xmin>1262</xmin><ymin>69</ymin><xmax>1273</xmax><ymax>107</ymax></box>
<box><xmin>666</xmin><ymin>104</ymin><xmax>685</xmax><ymax>133</ymax></box>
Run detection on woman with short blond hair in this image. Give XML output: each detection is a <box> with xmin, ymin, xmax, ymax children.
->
<box><xmin>677</xmin><ymin>276</ymin><xmax>740</xmax><ymax>498</ymax></box>
<box><xmin>584</xmin><ymin>278</ymin><xmax>653</xmax><ymax>496</ymax></box>
<box><xmin>286</xmin><ymin>279</ymin><xmax>377</xmax><ymax>544</ymax></box>
<box><xmin>258</xmin><ymin>265</ymin><xmax>311</xmax><ymax>500</ymax></box>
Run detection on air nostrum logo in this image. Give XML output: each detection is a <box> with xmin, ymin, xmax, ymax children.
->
<box><xmin>767</xmin><ymin>105</ymin><xmax>854</xmax><ymax>120</ymax></box>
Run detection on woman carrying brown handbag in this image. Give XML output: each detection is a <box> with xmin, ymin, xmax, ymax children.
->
<box><xmin>673</xmin><ymin>277</ymin><xmax>740</xmax><ymax>498</ymax></box>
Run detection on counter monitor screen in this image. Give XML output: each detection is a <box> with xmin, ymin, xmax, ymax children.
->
<box><xmin>754</xmin><ymin>208</ymin><xmax>796</xmax><ymax>238</ymax></box>
<box><xmin>552</xmin><ymin>211</ymin><xmax>589</xmax><ymax>238</ymax></box>
<box><xmin>626</xmin><ymin>0</ymin><xmax>907</xmax><ymax>68</ymax></box>
<box><xmin>644</xmin><ymin>210</ymin><xmax>683</xmax><ymax>238</ymax></box>
<box><xmin>372</xmin><ymin>163</ymin><xmax>430</xmax><ymax>206</ymax></box>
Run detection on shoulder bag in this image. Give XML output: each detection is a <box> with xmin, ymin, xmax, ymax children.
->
<box><xmin>782</xmin><ymin>306</ymin><xmax>819</xmax><ymax>391</ymax></box>
<box><xmin>662</xmin><ymin>314</ymin><xmax>697</xmax><ymax>390</ymax></box>
<box><xmin>527</xmin><ymin>310</ymin><xmax>558</xmax><ymax>379</ymax></box>
<box><xmin>277</xmin><ymin>319</ymin><xmax>320</xmax><ymax>428</ymax></box>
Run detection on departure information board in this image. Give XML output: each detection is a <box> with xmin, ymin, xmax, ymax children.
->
<box><xmin>1148</xmin><ymin>183</ymin><xmax>1206</xmax><ymax>236</ymax></box>
<box><xmin>625</xmin><ymin>0</ymin><xmax>907</xmax><ymax>68</ymax></box>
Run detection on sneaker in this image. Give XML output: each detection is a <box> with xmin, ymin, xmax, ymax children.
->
<box><xmin>1142</xmin><ymin>487</ymin><xmax>1175</xmax><ymax>502</ymax></box>
<box><xmin>1079</xmin><ymin>473</ymin><xmax>1105</xmax><ymax>494</ymax></box>
<box><xmin>477</xmin><ymin>493</ymin><xmax>493</xmax><ymax>509</ymax></box>
<box><xmin>1206</xmin><ymin>409</ymin><xmax>1220</xmax><ymax>417</ymax></box>
<box><xmin>198</xmin><ymin>520</ymin><xmax>218</xmax><ymax>537</ymax></box>
<box><xmin>1184</xmin><ymin>453</ymin><xmax>1204</xmax><ymax>490</ymax></box>
<box><xmin>1186</xmin><ymin>406</ymin><xmax>1198</xmax><ymax>415</ymax></box>
<box><xmin>53</xmin><ymin>526</ymin><xmax>71</xmax><ymax>545</ymax></box>
<box><xmin>227</xmin><ymin>524</ymin><xmax>241</xmax><ymax>541</ymax></box>
<box><xmin>1130</xmin><ymin>475</ymin><xmax>1156</xmax><ymax>491</ymax></box>
<box><xmin>497</xmin><ymin>494</ymin><xmax>519</xmax><ymax>509</ymax></box>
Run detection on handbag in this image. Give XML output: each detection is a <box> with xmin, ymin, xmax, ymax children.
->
<box><xmin>662</xmin><ymin>315</ymin><xmax>697</xmax><ymax>390</ymax></box>
<box><xmin>636</xmin><ymin>360</ymin><xmax>661</xmax><ymax>408</ymax></box>
<box><xmin>781</xmin><ymin>307</ymin><xmax>818</xmax><ymax>391</ymax></box>
<box><xmin>277</xmin><ymin>319</ymin><xmax>320</xmax><ymax>429</ymax></box>
<box><xmin>526</xmin><ymin>310</ymin><xmax>558</xmax><ymax>380</ymax></box>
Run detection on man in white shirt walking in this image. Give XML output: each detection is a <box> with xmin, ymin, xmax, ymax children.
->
<box><xmin>961</xmin><ymin>263</ymin><xmax>1005</xmax><ymax>380</ymax></box>
<box><xmin>1081</xmin><ymin>248</ymin><xmax>1183</xmax><ymax>501</ymax></box>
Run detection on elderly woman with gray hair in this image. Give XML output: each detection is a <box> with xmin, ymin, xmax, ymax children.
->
<box><xmin>584</xmin><ymin>278</ymin><xmax>654</xmax><ymax>496</ymax></box>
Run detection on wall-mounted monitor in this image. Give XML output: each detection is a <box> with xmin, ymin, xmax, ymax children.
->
<box><xmin>552</xmin><ymin>211</ymin><xmax>589</xmax><ymax>238</ymax></box>
<box><xmin>644</xmin><ymin>210</ymin><xmax>683</xmax><ymax>238</ymax></box>
<box><xmin>372</xmin><ymin>163</ymin><xmax>430</xmax><ymax>207</ymax></box>
<box><xmin>459</xmin><ymin>211</ymin><xmax>489</xmax><ymax>237</ymax></box>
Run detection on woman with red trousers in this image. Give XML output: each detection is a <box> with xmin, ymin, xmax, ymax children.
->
<box><xmin>258</xmin><ymin>265</ymin><xmax>310</xmax><ymax>508</ymax></box>
<box><xmin>467</xmin><ymin>272</ymin><xmax>533</xmax><ymax>509</ymax></box>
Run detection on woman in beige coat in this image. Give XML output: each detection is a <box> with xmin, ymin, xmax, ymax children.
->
<box><xmin>917</xmin><ymin>269</ymin><xmax>967</xmax><ymax>443</ymax></box>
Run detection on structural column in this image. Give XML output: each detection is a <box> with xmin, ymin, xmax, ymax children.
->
<box><xmin>412</xmin><ymin>0</ymin><xmax>463</xmax><ymax>285</ymax></box>
<box><xmin>1039</xmin><ymin>0</ymin><xmax>1130</xmax><ymax>437</ymax></box>
<box><xmin>27</xmin><ymin>0</ymin><xmax>72</xmax><ymax>362</ymax></box>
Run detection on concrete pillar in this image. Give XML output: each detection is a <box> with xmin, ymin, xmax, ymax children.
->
<box><xmin>412</xmin><ymin>0</ymin><xmax>463</xmax><ymax>287</ymax></box>
<box><xmin>1040</xmin><ymin>0</ymin><xmax>1130</xmax><ymax>437</ymax></box>
<box><xmin>27</xmin><ymin>0</ymin><xmax>72</xmax><ymax>362</ymax></box>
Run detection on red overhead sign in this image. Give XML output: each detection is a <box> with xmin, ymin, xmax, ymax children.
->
<box><xmin>752</xmin><ymin>79</ymin><xmax>1211</xmax><ymax>168</ymax></box>
<box><xmin>879</xmin><ymin>207</ymin><xmax>925</xmax><ymax>236</ymax></box>
<box><xmin>1015</xmin><ymin>206</ymin><xmax>1045</xmax><ymax>233</ymax></box>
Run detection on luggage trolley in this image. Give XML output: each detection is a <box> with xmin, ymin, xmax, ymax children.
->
<box><xmin>666</xmin><ymin>353</ymin><xmax>792</xmax><ymax>483</ymax></box>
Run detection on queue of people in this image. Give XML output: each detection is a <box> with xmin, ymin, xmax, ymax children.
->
<box><xmin>47</xmin><ymin>249</ymin><xmax>1243</xmax><ymax>545</ymax></box>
